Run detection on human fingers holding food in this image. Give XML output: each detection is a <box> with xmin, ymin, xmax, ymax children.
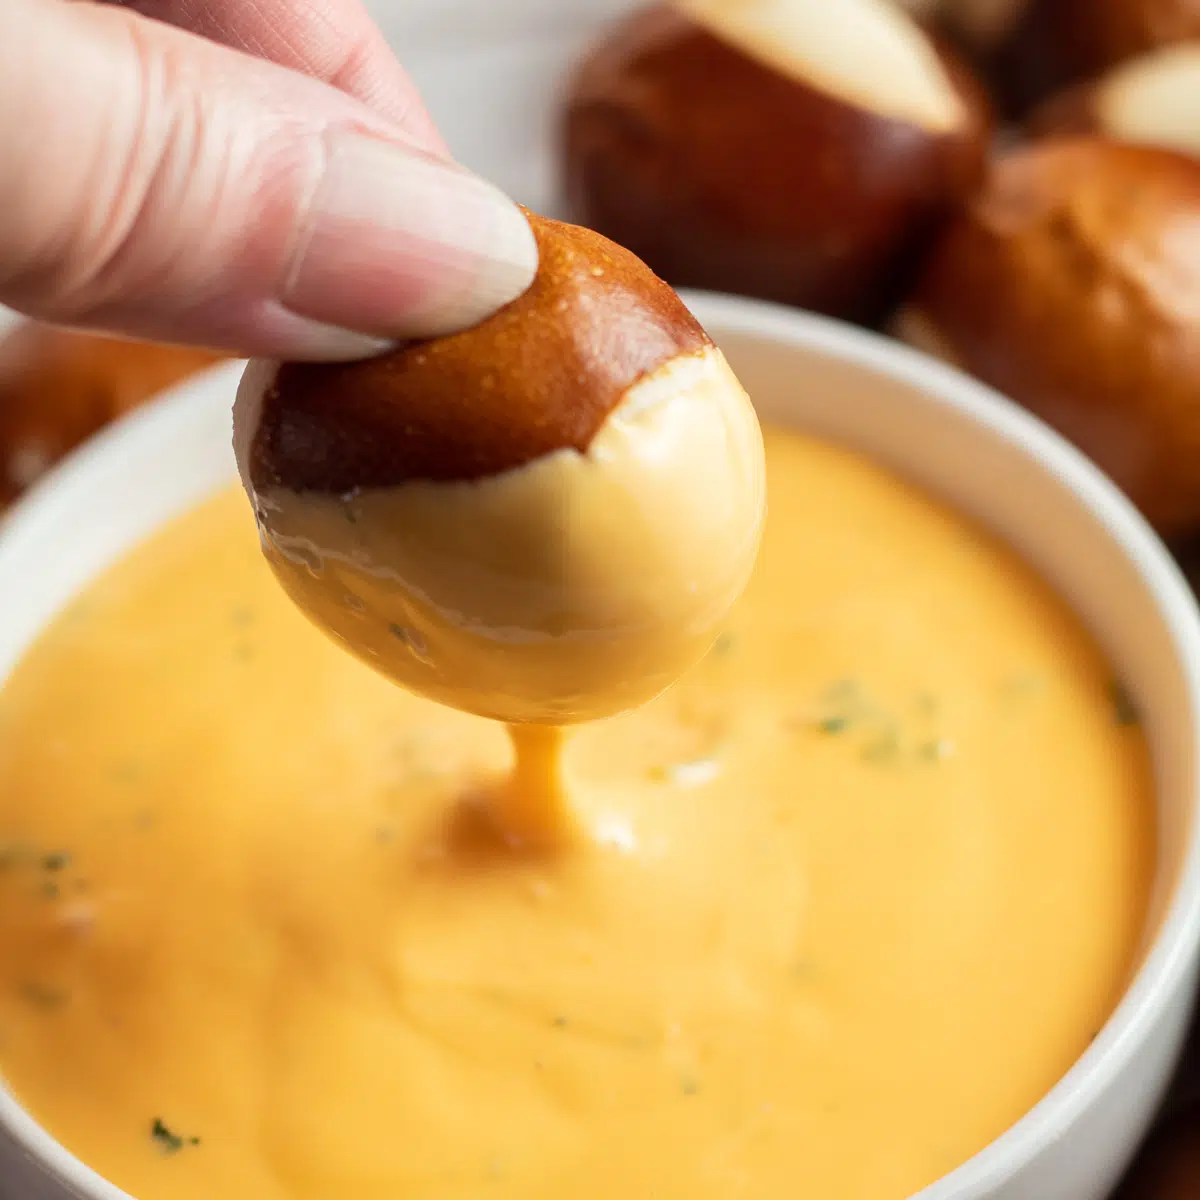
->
<box><xmin>0</xmin><ymin>0</ymin><xmax>766</xmax><ymax>849</ymax></box>
<box><xmin>0</xmin><ymin>0</ymin><xmax>538</xmax><ymax>359</ymax></box>
<box><xmin>109</xmin><ymin>0</ymin><xmax>448</xmax><ymax>139</ymax></box>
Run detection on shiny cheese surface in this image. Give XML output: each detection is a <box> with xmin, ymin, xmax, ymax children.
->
<box><xmin>0</xmin><ymin>426</ymin><xmax>1153</xmax><ymax>1200</ymax></box>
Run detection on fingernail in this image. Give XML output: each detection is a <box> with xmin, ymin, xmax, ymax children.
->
<box><xmin>284</xmin><ymin>131</ymin><xmax>539</xmax><ymax>343</ymax></box>
<box><xmin>272</xmin><ymin>317</ymin><xmax>395</xmax><ymax>362</ymax></box>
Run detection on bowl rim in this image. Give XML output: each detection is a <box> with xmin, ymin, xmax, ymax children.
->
<box><xmin>0</xmin><ymin>293</ymin><xmax>1197</xmax><ymax>1200</ymax></box>
<box><xmin>685</xmin><ymin>292</ymin><xmax>1200</xmax><ymax>1199</ymax></box>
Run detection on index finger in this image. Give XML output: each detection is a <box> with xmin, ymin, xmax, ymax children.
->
<box><xmin>112</xmin><ymin>0</ymin><xmax>448</xmax><ymax>151</ymax></box>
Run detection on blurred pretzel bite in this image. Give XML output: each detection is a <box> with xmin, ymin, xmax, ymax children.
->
<box><xmin>0</xmin><ymin>324</ymin><xmax>221</xmax><ymax>506</ymax></box>
<box><xmin>1115</xmin><ymin>1103</ymin><xmax>1200</xmax><ymax>1198</ymax></box>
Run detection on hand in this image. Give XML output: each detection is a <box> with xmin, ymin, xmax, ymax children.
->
<box><xmin>0</xmin><ymin>0</ymin><xmax>539</xmax><ymax>360</ymax></box>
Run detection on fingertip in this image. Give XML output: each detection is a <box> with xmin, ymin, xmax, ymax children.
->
<box><xmin>282</xmin><ymin>131</ymin><xmax>539</xmax><ymax>345</ymax></box>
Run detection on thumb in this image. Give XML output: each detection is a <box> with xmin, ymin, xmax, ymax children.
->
<box><xmin>0</xmin><ymin>0</ymin><xmax>538</xmax><ymax>360</ymax></box>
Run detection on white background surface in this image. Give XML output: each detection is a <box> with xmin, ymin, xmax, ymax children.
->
<box><xmin>370</xmin><ymin>0</ymin><xmax>638</xmax><ymax>211</ymax></box>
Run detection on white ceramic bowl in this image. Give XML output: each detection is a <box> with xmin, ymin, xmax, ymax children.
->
<box><xmin>0</xmin><ymin>295</ymin><xmax>1198</xmax><ymax>1200</ymax></box>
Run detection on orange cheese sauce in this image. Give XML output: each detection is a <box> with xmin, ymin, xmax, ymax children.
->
<box><xmin>0</xmin><ymin>427</ymin><xmax>1154</xmax><ymax>1199</ymax></box>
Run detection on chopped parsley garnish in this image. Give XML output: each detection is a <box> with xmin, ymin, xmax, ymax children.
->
<box><xmin>811</xmin><ymin>679</ymin><xmax>868</xmax><ymax>737</ymax></box>
<box><xmin>809</xmin><ymin>680</ymin><xmax>955</xmax><ymax>768</ymax></box>
<box><xmin>150</xmin><ymin>1119</ymin><xmax>200</xmax><ymax>1154</ymax></box>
